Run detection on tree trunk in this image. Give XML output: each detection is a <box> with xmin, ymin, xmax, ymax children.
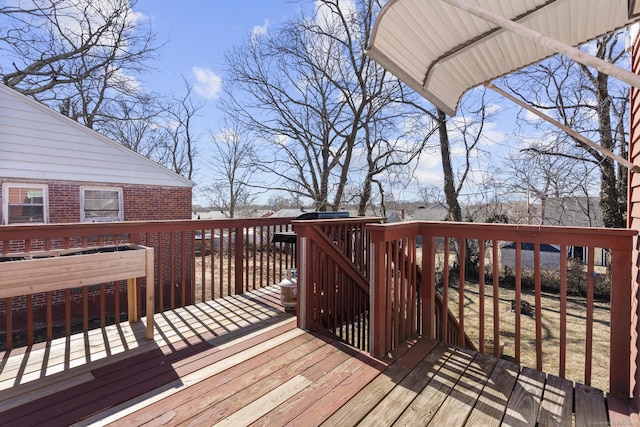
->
<box><xmin>595</xmin><ymin>73</ymin><xmax>625</xmax><ymax>228</ymax></box>
<box><xmin>438</xmin><ymin>109</ymin><xmax>462</xmax><ymax>222</ymax></box>
<box><xmin>358</xmin><ymin>175</ymin><xmax>373</xmax><ymax>216</ymax></box>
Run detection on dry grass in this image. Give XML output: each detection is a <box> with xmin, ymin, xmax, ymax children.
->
<box><xmin>193</xmin><ymin>248</ymin><xmax>612</xmax><ymax>391</ymax></box>
<box><xmin>193</xmin><ymin>252</ymin><xmax>294</xmax><ymax>303</ymax></box>
<box><xmin>443</xmin><ymin>279</ymin><xmax>610</xmax><ymax>391</ymax></box>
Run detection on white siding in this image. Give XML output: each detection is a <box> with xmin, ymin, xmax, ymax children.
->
<box><xmin>499</xmin><ymin>248</ymin><xmax>562</xmax><ymax>271</ymax></box>
<box><xmin>0</xmin><ymin>84</ymin><xmax>193</xmax><ymax>188</ymax></box>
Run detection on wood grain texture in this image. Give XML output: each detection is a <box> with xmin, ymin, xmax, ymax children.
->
<box><xmin>0</xmin><ymin>285</ymin><xmax>628</xmax><ymax>427</ymax></box>
<box><xmin>465</xmin><ymin>358</ymin><xmax>519</xmax><ymax>427</ymax></box>
<box><xmin>538</xmin><ymin>374</ymin><xmax>573</xmax><ymax>427</ymax></box>
<box><xmin>502</xmin><ymin>366</ymin><xmax>546</xmax><ymax>427</ymax></box>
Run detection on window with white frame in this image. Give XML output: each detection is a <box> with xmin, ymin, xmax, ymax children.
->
<box><xmin>2</xmin><ymin>183</ymin><xmax>48</xmax><ymax>224</ymax></box>
<box><xmin>81</xmin><ymin>187</ymin><xmax>123</xmax><ymax>222</ymax></box>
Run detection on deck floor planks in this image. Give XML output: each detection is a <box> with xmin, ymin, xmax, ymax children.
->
<box><xmin>0</xmin><ymin>285</ymin><xmax>282</xmax><ymax>389</ymax></box>
<box><xmin>117</xmin><ymin>331</ymin><xmax>333</xmax><ymax>426</ymax></box>
<box><xmin>82</xmin><ymin>321</ymin><xmax>304</xmax><ymax>426</ymax></box>
<box><xmin>465</xmin><ymin>357</ymin><xmax>520</xmax><ymax>427</ymax></box>
<box><xmin>502</xmin><ymin>366</ymin><xmax>547</xmax><ymax>427</ymax></box>
<box><xmin>179</xmin><ymin>335</ymin><xmax>351</xmax><ymax>426</ymax></box>
<box><xmin>392</xmin><ymin>346</ymin><xmax>472</xmax><ymax>426</ymax></box>
<box><xmin>538</xmin><ymin>374</ymin><xmax>574</xmax><ymax>427</ymax></box>
<box><xmin>574</xmin><ymin>382</ymin><xmax>609</xmax><ymax>427</ymax></box>
<box><xmin>5</xmin><ymin>317</ymin><xmax>299</xmax><ymax>426</ymax></box>
<box><xmin>252</xmin><ymin>347</ymin><xmax>378</xmax><ymax>426</ymax></box>
<box><xmin>0</xmin><ymin>284</ymin><xmax>623</xmax><ymax>427</ymax></box>
<box><xmin>427</xmin><ymin>351</ymin><xmax>499</xmax><ymax>426</ymax></box>
<box><xmin>213</xmin><ymin>375</ymin><xmax>313</xmax><ymax>426</ymax></box>
<box><xmin>319</xmin><ymin>338</ymin><xmax>438</xmax><ymax>426</ymax></box>
<box><xmin>292</xmin><ymin>351</ymin><xmax>388</xmax><ymax>426</ymax></box>
<box><xmin>357</xmin><ymin>342</ymin><xmax>449</xmax><ymax>425</ymax></box>
<box><xmin>0</xmin><ymin>287</ymin><xmax>286</xmax><ymax>411</ymax></box>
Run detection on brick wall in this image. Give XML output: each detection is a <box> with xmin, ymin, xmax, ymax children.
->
<box><xmin>0</xmin><ymin>179</ymin><xmax>192</xmax><ymax>338</ymax></box>
<box><xmin>124</xmin><ymin>185</ymin><xmax>192</xmax><ymax>221</ymax></box>
<box><xmin>0</xmin><ymin>179</ymin><xmax>192</xmax><ymax>223</ymax></box>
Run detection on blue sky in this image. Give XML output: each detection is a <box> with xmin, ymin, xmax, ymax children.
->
<box><xmin>134</xmin><ymin>1</ymin><xmax>309</xmax><ymax>201</ymax></box>
<box><xmin>136</xmin><ymin>1</ymin><xmax>300</xmax><ymax>98</ymax></box>
<box><xmin>129</xmin><ymin>1</ymin><xmax>529</xmax><ymax>207</ymax></box>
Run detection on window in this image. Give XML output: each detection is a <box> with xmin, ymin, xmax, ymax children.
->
<box><xmin>81</xmin><ymin>187</ymin><xmax>123</xmax><ymax>222</ymax></box>
<box><xmin>2</xmin><ymin>183</ymin><xmax>48</xmax><ymax>225</ymax></box>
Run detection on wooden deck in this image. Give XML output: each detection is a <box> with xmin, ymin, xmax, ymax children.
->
<box><xmin>0</xmin><ymin>285</ymin><xmax>637</xmax><ymax>426</ymax></box>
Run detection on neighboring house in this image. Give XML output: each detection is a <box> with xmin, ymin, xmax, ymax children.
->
<box><xmin>484</xmin><ymin>197</ymin><xmax>607</xmax><ymax>268</ymax></box>
<box><xmin>411</xmin><ymin>204</ymin><xmax>451</xmax><ymax>222</ymax></box>
<box><xmin>542</xmin><ymin>197</ymin><xmax>603</xmax><ymax>228</ymax></box>
<box><xmin>0</xmin><ymin>83</ymin><xmax>194</xmax><ymax>329</ymax></box>
<box><xmin>499</xmin><ymin>242</ymin><xmax>562</xmax><ymax>270</ymax></box>
<box><xmin>499</xmin><ymin>241</ymin><xmax>606</xmax><ymax>271</ymax></box>
<box><xmin>0</xmin><ymin>83</ymin><xmax>193</xmax><ymax>226</ymax></box>
<box><xmin>543</xmin><ymin>197</ymin><xmax>606</xmax><ymax>267</ymax></box>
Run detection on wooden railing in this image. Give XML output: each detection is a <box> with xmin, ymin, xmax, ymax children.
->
<box><xmin>0</xmin><ymin>217</ymin><xmax>294</xmax><ymax>351</ymax></box>
<box><xmin>5</xmin><ymin>216</ymin><xmax>636</xmax><ymax>398</ymax></box>
<box><xmin>367</xmin><ymin>221</ymin><xmax>636</xmax><ymax>398</ymax></box>
<box><xmin>295</xmin><ymin>217</ymin><xmax>383</xmax><ymax>351</ymax></box>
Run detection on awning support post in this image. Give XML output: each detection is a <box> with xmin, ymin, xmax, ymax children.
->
<box><xmin>486</xmin><ymin>82</ymin><xmax>640</xmax><ymax>172</ymax></box>
<box><xmin>442</xmin><ymin>0</ymin><xmax>640</xmax><ymax>90</ymax></box>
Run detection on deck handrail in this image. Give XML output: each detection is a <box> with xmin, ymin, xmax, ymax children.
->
<box><xmin>367</xmin><ymin>220</ymin><xmax>637</xmax><ymax>397</ymax></box>
<box><xmin>0</xmin><ymin>217</ymin><xmax>294</xmax><ymax>351</ymax></box>
<box><xmin>295</xmin><ymin>217</ymin><xmax>383</xmax><ymax>351</ymax></box>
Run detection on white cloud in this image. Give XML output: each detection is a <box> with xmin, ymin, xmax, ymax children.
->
<box><xmin>113</xmin><ymin>69</ymin><xmax>141</xmax><ymax>93</ymax></box>
<box><xmin>251</xmin><ymin>19</ymin><xmax>269</xmax><ymax>43</ymax></box>
<box><xmin>192</xmin><ymin>66</ymin><xmax>222</xmax><ymax>99</ymax></box>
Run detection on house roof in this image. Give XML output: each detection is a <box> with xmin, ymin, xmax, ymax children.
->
<box><xmin>543</xmin><ymin>197</ymin><xmax>603</xmax><ymax>227</ymax></box>
<box><xmin>410</xmin><ymin>204</ymin><xmax>451</xmax><ymax>222</ymax></box>
<box><xmin>0</xmin><ymin>84</ymin><xmax>193</xmax><ymax>188</ymax></box>
<box><xmin>367</xmin><ymin>0</ymin><xmax>640</xmax><ymax>115</ymax></box>
<box><xmin>500</xmin><ymin>241</ymin><xmax>561</xmax><ymax>252</ymax></box>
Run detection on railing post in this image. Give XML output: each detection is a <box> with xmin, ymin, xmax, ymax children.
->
<box><xmin>610</xmin><ymin>244</ymin><xmax>634</xmax><ymax>397</ymax></box>
<box><xmin>234</xmin><ymin>226</ymin><xmax>244</xmax><ymax>295</ymax></box>
<box><xmin>145</xmin><ymin>246</ymin><xmax>155</xmax><ymax>339</ymax></box>
<box><xmin>298</xmin><ymin>234</ymin><xmax>308</xmax><ymax>330</ymax></box>
<box><xmin>368</xmin><ymin>224</ymin><xmax>387</xmax><ymax>358</ymax></box>
<box><xmin>421</xmin><ymin>224</ymin><xmax>435</xmax><ymax>339</ymax></box>
<box><xmin>293</xmin><ymin>221</ymin><xmax>311</xmax><ymax>330</ymax></box>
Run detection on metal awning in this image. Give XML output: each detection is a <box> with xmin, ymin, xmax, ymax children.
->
<box><xmin>368</xmin><ymin>0</ymin><xmax>640</xmax><ymax>116</ymax></box>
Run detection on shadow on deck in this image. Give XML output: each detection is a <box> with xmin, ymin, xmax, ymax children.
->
<box><xmin>0</xmin><ymin>286</ymin><xmax>637</xmax><ymax>426</ymax></box>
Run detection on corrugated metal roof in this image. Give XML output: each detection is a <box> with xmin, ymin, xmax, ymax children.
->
<box><xmin>368</xmin><ymin>0</ymin><xmax>640</xmax><ymax>115</ymax></box>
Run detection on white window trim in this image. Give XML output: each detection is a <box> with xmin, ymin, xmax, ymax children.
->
<box><xmin>2</xmin><ymin>182</ymin><xmax>49</xmax><ymax>225</ymax></box>
<box><xmin>80</xmin><ymin>186</ymin><xmax>124</xmax><ymax>222</ymax></box>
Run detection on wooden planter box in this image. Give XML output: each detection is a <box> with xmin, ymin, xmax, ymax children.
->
<box><xmin>484</xmin><ymin>339</ymin><xmax>504</xmax><ymax>357</ymax></box>
<box><xmin>0</xmin><ymin>244</ymin><xmax>155</xmax><ymax>339</ymax></box>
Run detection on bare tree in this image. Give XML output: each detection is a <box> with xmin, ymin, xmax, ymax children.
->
<box><xmin>503</xmin><ymin>141</ymin><xmax>599</xmax><ymax>224</ymax></box>
<box><xmin>157</xmin><ymin>79</ymin><xmax>202</xmax><ymax>180</ymax></box>
<box><xmin>202</xmin><ymin>118</ymin><xmax>256</xmax><ymax>218</ymax></box>
<box><xmin>221</xmin><ymin>0</ymin><xmax>432</xmax><ymax>212</ymax></box>
<box><xmin>267</xmin><ymin>194</ymin><xmax>300</xmax><ymax>212</ymax></box>
<box><xmin>433</xmin><ymin>89</ymin><xmax>493</xmax><ymax>222</ymax></box>
<box><xmin>0</xmin><ymin>0</ymin><xmax>159</xmax><ymax>128</ymax></box>
<box><xmin>98</xmin><ymin>92</ymin><xmax>166</xmax><ymax>159</ymax></box>
<box><xmin>504</xmin><ymin>32</ymin><xmax>629</xmax><ymax>228</ymax></box>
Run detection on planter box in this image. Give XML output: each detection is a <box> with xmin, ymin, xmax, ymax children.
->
<box><xmin>0</xmin><ymin>244</ymin><xmax>155</xmax><ymax>339</ymax></box>
<box><xmin>484</xmin><ymin>339</ymin><xmax>504</xmax><ymax>357</ymax></box>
